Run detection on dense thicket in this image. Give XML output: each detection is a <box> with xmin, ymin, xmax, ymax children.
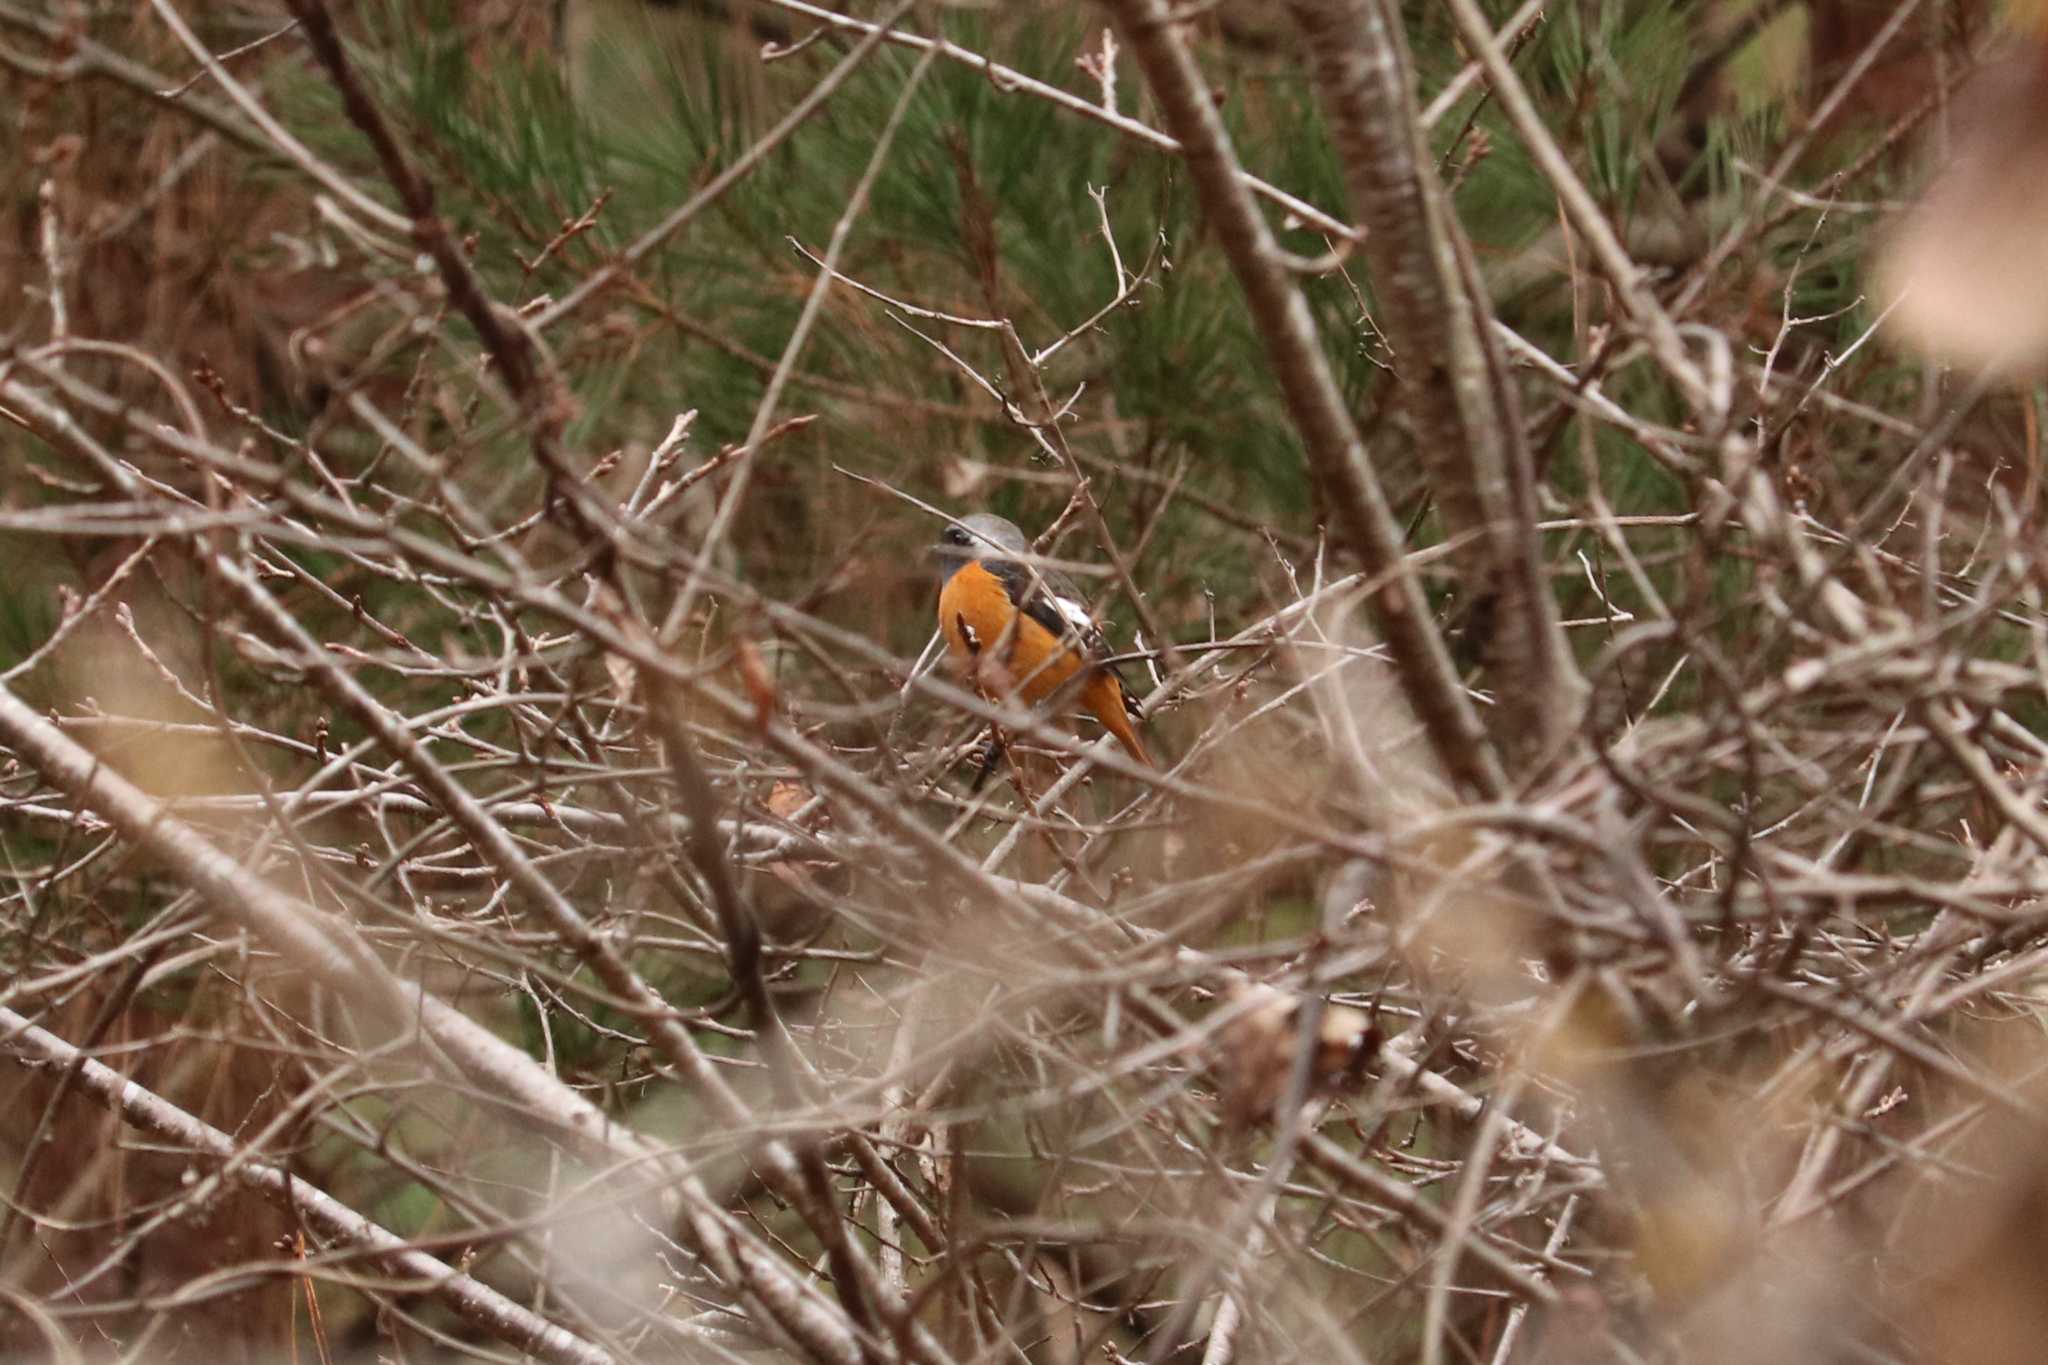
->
<box><xmin>4</xmin><ymin>3</ymin><xmax>2045</xmax><ymax>1363</ymax></box>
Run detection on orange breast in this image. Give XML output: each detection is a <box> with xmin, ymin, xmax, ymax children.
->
<box><xmin>936</xmin><ymin>561</ymin><xmax>1085</xmax><ymax>705</ymax></box>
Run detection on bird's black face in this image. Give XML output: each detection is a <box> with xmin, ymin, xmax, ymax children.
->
<box><xmin>931</xmin><ymin>522</ymin><xmax>977</xmax><ymax>577</ymax></box>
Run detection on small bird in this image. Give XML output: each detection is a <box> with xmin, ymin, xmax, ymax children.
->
<box><xmin>932</xmin><ymin>513</ymin><xmax>1152</xmax><ymax>773</ymax></box>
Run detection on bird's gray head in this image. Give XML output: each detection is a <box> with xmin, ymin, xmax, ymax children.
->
<box><xmin>932</xmin><ymin>513</ymin><xmax>1029</xmax><ymax>576</ymax></box>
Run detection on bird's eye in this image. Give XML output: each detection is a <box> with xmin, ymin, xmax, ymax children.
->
<box><xmin>943</xmin><ymin>527</ymin><xmax>967</xmax><ymax>544</ymax></box>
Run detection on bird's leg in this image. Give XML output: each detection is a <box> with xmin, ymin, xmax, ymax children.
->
<box><xmin>968</xmin><ymin>724</ymin><xmax>1008</xmax><ymax>794</ymax></box>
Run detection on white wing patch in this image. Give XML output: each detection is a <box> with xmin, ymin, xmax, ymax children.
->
<box><xmin>1046</xmin><ymin>589</ymin><xmax>1096</xmax><ymax>638</ymax></box>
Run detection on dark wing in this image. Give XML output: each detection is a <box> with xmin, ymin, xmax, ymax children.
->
<box><xmin>984</xmin><ymin>558</ymin><xmax>1113</xmax><ymax>661</ymax></box>
<box><xmin>985</xmin><ymin>556</ymin><xmax>1145</xmax><ymax>718</ymax></box>
<box><xmin>1114</xmin><ymin>664</ymin><xmax>1144</xmax><ymax>720</ymax></box>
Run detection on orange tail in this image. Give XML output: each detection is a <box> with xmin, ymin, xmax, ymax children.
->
<box><xmin>1107</xmin><ymin>715</ymin><xmax>1153</xmax><ymax>767</ymax></box>
<box><xmin>1083</xmin><ymin>672</ymin><xmax>1152</xmax><ymax>766</ymax></box>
